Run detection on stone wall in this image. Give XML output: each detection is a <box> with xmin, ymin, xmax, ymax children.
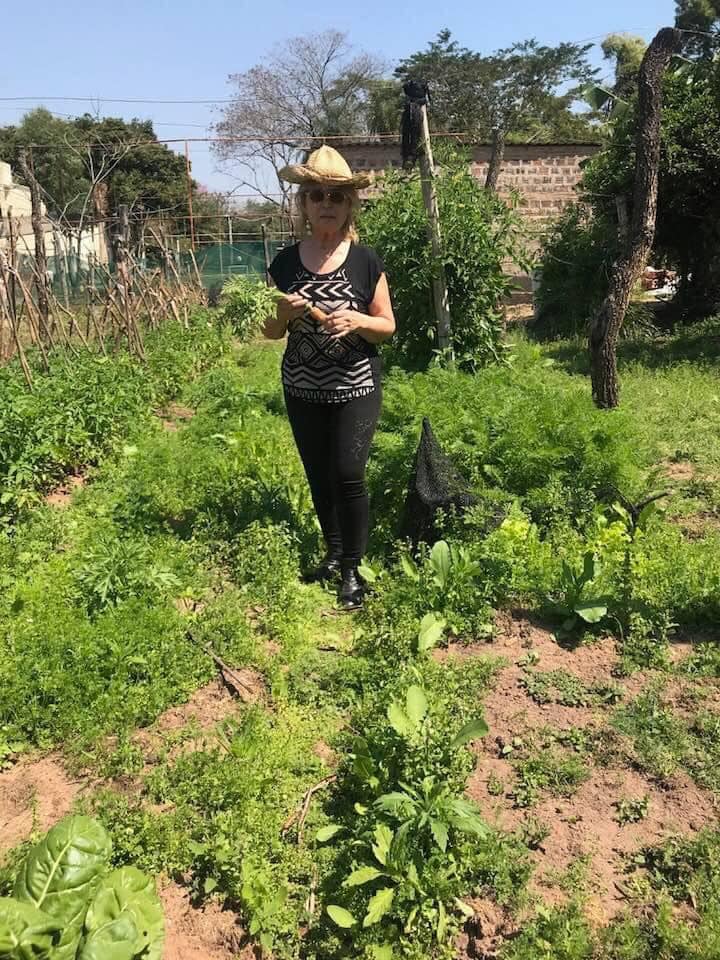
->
<box><xmin>339</xmin><ymin>140</ymin><xmax>600</xmax><ymax>233</ymax></box>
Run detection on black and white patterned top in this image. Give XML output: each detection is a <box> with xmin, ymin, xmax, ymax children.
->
<box><xmin>268</xmin><ymin>243</ymin><xmax>385</xmax><ymax>403</ymax></box>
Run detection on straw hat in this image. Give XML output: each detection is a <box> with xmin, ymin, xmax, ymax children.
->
<box><xmin>278</xmin><ymin>145</ymin><xmax>371</xmax><ymax>189</ymax></box>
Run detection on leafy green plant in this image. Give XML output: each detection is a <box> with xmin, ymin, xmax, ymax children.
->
<box><xmin>360</xmin><ymin>146</ymin><xmax>530</xmax><ymax>370</ymax></box>
<box><xmin>520</xmin><ymin>669</ymin><xmax>592</xmax><ymax>707</ymax></box>
<box><xmin>546</xmin><ymin>551</ymin><xmax>608</xmax><ymax>633</ymax></box>
<box><xmin>512</xmin><ymin>751</ymin><xmax>590</xmax><ymax>808</ymax></box>
<box><xmin>219</xmin><ymin>276</ymin><xmax>281</xmax><ymax>343</ymax></box>
<box><xmin>320</xmin><ymin>685</ymin><xmax>490</xmax><ymax>953</ymax></box>
<box><xmin>0</xmin><ymin>815</ymin><xmax>164</xmax><ymax>960</ymax></box>
<box><xmin>239</xmin><ymin>859</ymin><xmax>289</xmax><ymax>956</ymax></box>
<box><xmin>614</xmin><ymin>796</ymin><xmax>650</xmax><ymax>825</ymax></box>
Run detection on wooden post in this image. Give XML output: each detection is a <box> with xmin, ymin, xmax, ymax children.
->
<box><xmin>6</xmin><ymin>207</ymin><xmax>17</xmax><ymax>323</ymax></box>
<box><xmin>0</xmin><ymin>251</ymin><xmax>32</xmax><ymax>387</ymax></box>
<box><xmin>418</xmin><ymin>105</ymin><xmax>453</xmax><ymax>360</ymax></box>
<box><xmin>184</xmin><ymin>141</ymin><xmax>196</xmax><ymax>252</ymax></box>
<box><xmin>52</xmin><ymin>222</ymin><xmax>70</xmax><ymax>309</ymax></box>
<box><xmin>261</xmin><ymin>222</ymin><xmax>271</xmax><ymax>285</ymax></box>
<box><xmin>17</xmin><ymin>148</ymin><xmax>52</xmax><ymax>342</ymax></box>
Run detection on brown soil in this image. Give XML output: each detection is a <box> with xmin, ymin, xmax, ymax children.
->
<box><xmin>161</xmin><ymin>881</ymin><xmax>253</xmax><ymax>960</ymax></box>
<box><xmin>0</xmin><ymin>755</ymin><xmax>83</xmax><ymax>854</ymax></box>
<box><xmin>132</xmin><ymin>677</ymin><xmax>246</xmax><ymax>761</ymax></box>
<box><xmin>472</xmin><ymin>761</ymin><xmax>717</xmax><ymax>924</ymax></box>
<box><xmin>662</xmin><ymin>460</ymin><xmax>696</xmax><ymax>482</ymax></box>
<box><xmin>457</xmin><ymin>898</ymin><xmax>518</xmax><ymax>959</ymax></box>
<box><xmin>158</xmin><ymin>403</ymin><xmax>195</xmax><ymax>432</ymax></box>
<box><xmin>44</xmin><ymin>473</ymin><xmax>86</xmax><ymax>508</ymax></box>
<box><xmin>673</xmin><ymin>511</ymin><xmax>720</xmax><ymax>540</ymax></box>
<box><xmin>459</xmin><ymin>611</ymin><xmax>720</xmax><ymax>928</ymax></box>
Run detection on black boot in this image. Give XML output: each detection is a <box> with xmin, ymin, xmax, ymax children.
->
<box><xmin>301</xmin><ymin>554</ymin><xmax>342</xmax><ymax>585</ymax></box>
<box><xmin>340</xmin><ymin>563</ymin><xmax>366</xmax><ymax>610</ymax></box>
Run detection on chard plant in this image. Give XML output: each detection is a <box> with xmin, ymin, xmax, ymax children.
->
<box><xmin>0</xmin><ymin>815</ymin><xmax>164</xmax><ymax>960</ymax></box>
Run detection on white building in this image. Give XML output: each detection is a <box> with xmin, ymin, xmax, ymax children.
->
<box><xmin>0</xmin><ymin>160</ymin><xmax>109</xmax><ymax>270</ymax></box>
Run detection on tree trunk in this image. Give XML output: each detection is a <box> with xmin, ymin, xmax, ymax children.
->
<box><xmin>92</xmin><ymin>181</ymin><xmax>112</xmax><ymax>267</ymax></box>
<box><xmin>589</xmin><ymin>27</ymin><xmax>681</xmax><ymax>408</ymax></box>
<box><xmin>17</xmin><ymin>148</ymin><xmax>52</xmax><ymax>341</ymax></box>
<box><xmin>485</xmin><ymin>128</ymin><xmax>506</xmax><ymax>193</ymax></box>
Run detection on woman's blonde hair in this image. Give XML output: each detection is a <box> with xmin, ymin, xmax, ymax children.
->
<box><xmin>294</xmin><ymin>187</ymin><xmax>360</xmax><ymax>243</ymax></box>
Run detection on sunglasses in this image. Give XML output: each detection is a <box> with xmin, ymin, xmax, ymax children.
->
<box><xmin>305</xmin><ymin>188</ymin><xmax>349</xmax><ymax>205</ymax></box>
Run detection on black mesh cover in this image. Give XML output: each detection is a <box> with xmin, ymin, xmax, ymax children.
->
<box><xmin>399</xmin><ymin>417</ymin><xmax>476</xmax><ymax>546</ymax></box>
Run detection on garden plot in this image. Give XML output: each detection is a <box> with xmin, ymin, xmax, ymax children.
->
<box><xmin>2</xmin><ymin>319</ymin><xmax>720</xmax><ymax>958</ymax></box>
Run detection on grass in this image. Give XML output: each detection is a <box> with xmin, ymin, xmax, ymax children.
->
<box><xmin>2</xmin><ymin>317</ymin><xmax>720</xmax><ymax>957</ymax></box>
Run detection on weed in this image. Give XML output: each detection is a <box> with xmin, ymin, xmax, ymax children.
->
<box><xmin>614</xmin><ymin>796</ymin><xmax>650</xmax><ymax>825</ymax></box>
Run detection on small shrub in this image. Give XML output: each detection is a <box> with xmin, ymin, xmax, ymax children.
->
<box><xmin>360</xmin><ymin>147</ymin><xmax>530</xmax><ymax>371</ymax></box>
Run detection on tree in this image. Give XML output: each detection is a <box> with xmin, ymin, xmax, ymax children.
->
<box><xmin>366</xmin><ymin>80</ymin><xmax>405</xmax><ymax>135</ymax></box>
<box><xmin>395</xmin><ymin>30</ymin><xmax>598</xmax><ymax>189</ymax></box>
<box><xmin>601</xmin><ymin>34</ymin><xmax>648</xmax><ymax>100</ymax></box>
<box><xmin>0</xmin><ymin>111</ymin><xmax>194</xmax><ymax>263</ymax></box>
<box><xmin>588</xmin><ymin>28</ymin><xmax>682</xmax><ymax>409</ymax></box>
<box><xmin>675</xmin><ymin>0</ymin><xmax>720</xmax><ymax>56</ymax></box>
<box><xmin>0</xmin><ymin>109</ymin><xmax>87</xmax><ymax>220</ymax></box>
<box><xmin>582</xmin><ymin>48</ymin><xmax>720</xmax><ymax>319</ymax></box>
<box><xmin>213</xmin><ymin>30</ymin><xmax>385</xmax><ymax>208</ymax></box>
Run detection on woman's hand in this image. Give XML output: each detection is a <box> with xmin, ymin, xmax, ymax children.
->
<box><xmin>276</xmin><ymin>293</ymin><xmax>308</xmax><ymax>325</ymax></box>
<box><xmin>319</xmin><ymin>308</ymin><xmax>365</xmax><ymax>339</ymax></box>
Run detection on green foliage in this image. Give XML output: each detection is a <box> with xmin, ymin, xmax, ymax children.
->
<box><xmin>396</xmin><ymin>29</ymin><xmax>599</xmax><ymax>143</ymax></box>
<box><xmin>546</xmin><ymin>551</ymin><xmax>609</xmax><ymax>633</ymax></box>
<box><xmin>219</xmin><ymin>276</ymin><xmax>280</xmax><ymax>342</ymax></box>
<box><xmin>0</xmin><ymin>314</ymin><xmax>228</xmax><ymax>524</ymax></box>
<box><xmin>511</xmin><ymin>750</ymin><xmax>590</xmax><ymax>808</ymax></box>
<box><xmin>579</xmin><ymin>57</ymin><xmax>720</xmax><ymax>321</ymax></box>
<box><xmin>519</xmin><ymin>670</ymin><xmax>602</xmax><ymax>708</ymax></box>
<box><xmin>533</xmin><ymin>204</ymin><xmax>619</xmax><ymax>340</ymax></box>
<box><xmin>0</xmin><ymin>110</ymin><xmax>188</xmax><ymax>229</ymax></box>
<box><xmin>500</xmin><ymin>903</ymin><xmax>594</xmax><ymax>959</ymax></box>
<box><xmin>614</xmin><ymin>795</ymin><xmax>650</xmax><ymax>825</ymax></box>
<box><xmin>0</xmin><ymin>816</ymin><xmax>163</xmax><ymax>960</ymax></box>
<box><xmin>317</xmin><ymin>681</ymin><xmax>522</xmax><ymax>957</ymax></box>
<box><xmin>532</xmin><ymin>203</ymin><xmax>652</xmax><ymax>341</ymax></box>
<box><xmin>360</xmin><ymin>148</ymin><xmax>530</xmax><ymax>370</ymax></box>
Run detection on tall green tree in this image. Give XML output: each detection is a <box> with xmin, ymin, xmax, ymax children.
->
<box><xmin>0</xmin><ymin>111</ymin><xmax>193</xmax><ymax>252</ymax></box>
<box><xmin>0</xmin><ymin>109</ymin><xmax>87</xmax><ymax>219</ymax></box>
<box><xmin>601</xmin><ymin>34</ymin><xmax>648</xmax><ymax>99</ymax></box>
<box><xmin>395</xmin><ymin>30</ymin><xmax>598</xmax><ymax>188</ymax></box>
<box><xmin>675</xmin><ymin>0</ymin><xmax>720</xmax><ymax>56</ymax></box>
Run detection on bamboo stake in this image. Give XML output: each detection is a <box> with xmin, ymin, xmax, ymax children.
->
<box><xmin>418</xmin><ymin>104</ymin><xmax>453</xmax><ymax>361</ymax></box>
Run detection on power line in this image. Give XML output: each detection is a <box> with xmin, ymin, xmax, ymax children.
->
<box><xmin>0</xmin><ymin>96</ymin><xmax>236</xmax><ymax>105</ymax></box>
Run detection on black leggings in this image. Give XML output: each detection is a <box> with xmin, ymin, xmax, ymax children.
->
<box><xmin>285</xmin><ymin>389</ymin><xmax>382</xmax><ymax>565</ymax></box>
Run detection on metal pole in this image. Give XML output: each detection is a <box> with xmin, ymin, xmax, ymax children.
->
<box><xmin>184</xmin><ymin>141</ymin><xmax>196</xmax><ymax>252</ymax></box>
<box><xmin>227</xmin><ymin>215</ymin><xmax>233</xmax><ymax>246</ymax></box>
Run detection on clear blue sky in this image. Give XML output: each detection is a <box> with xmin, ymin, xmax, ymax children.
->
<box><xmin>2</xmin><ymin>0</ymin><xmax>676</xmax><ymax>194</ymax></box>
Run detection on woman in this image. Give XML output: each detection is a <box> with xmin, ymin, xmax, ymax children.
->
<box><xmin>264</xmin><ymin>145</ymin><xmax>396</xmax><ymax>610</ymax></box>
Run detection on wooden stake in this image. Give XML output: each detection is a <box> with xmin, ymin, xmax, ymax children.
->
<box><xmin>17</xmin><ymin>149</ymin><xmax>52</xmax><ymax>343</ymax></box>
<box><xmin>261</xmin><ymin>223</ymin><xmax>271</xmax><ymax>285</ymax></box>
<box><xmin>418</xmin><ymin>105</ymin><xmax>453</xmax><ymax>360</ymax></box>
<box><xmin>52</xmin><ymin>222</ymin><xmax>71</xmax><ymax>309</ymax></box>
